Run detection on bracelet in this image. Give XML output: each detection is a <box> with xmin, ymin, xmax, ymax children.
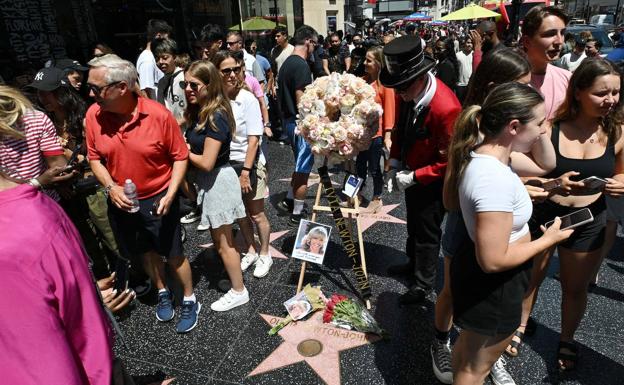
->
<box><xmin>104</xmin><ymin>183</ymin><xmax>115</xmax><ymax>196</ymax></box>
<box><xmin>27</xmin><ymin>178</ymin><xmax>42</xmax><ymax>190</ymax></box>
<box><xmin>242</xmin><ymin>166</ymin><xmax>253</xmax><ymax>172</ymax></box>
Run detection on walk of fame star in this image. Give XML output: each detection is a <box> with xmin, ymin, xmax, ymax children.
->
<box><xmin>249</xmin><ymin>312</ymin><xmax>381</xmax><ymax>385</ymax></box>
<box><xmin>278</xmin><ymin>171</ymin><xmax>341</xmax><ymax>188</ymax></box>
<box><xmin>199</xmin><ymin>230</ymin><xmax>290</xmax><ymax>259</ymax></box>
<box><xmin>317</xmin><ymin>203</ymin><xmax>405</xmax><ymax>232</ymax></box>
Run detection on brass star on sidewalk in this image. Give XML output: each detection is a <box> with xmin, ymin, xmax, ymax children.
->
<box><xmin>249</xmin><ymin>312</ymin><xmax>381</xmax><ymax>385</ymax></box>
<box><xmin>199</xmin><ymin>230</ymin><xmax>290</xmax><ymax>259</ymax></box>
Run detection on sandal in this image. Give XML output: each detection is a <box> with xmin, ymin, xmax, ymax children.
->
<box><xmin>557</xmin><ymin>341</ymin><xmax>578</xmax><ymax>372</ymax></box>
<box><xmin>505</xmin><ymin>329</ymin><xmax>524</xmax><ymax>357</ymax></box>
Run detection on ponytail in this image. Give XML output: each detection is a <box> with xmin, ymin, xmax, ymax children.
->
<box><xmin>444</xmin><ymin>105</ymin><xmax>482</xmax><ymax>210</ymax></box>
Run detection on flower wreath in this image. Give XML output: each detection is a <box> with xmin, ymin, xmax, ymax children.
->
<box><xmin>296</xmin><ymin>72</ymin><xmax>383</xmax><ymax>160</ymax></box>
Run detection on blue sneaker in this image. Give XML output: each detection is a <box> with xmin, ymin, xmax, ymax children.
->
<box><xmin>176</xmin><ymin>300</ymin><xmax>201</xmax><ymax>333</ymax></box>
<box><xmin>156</xmin><ymin>290</ymin><xmax>174</xmax><ymax>322</ymax></box>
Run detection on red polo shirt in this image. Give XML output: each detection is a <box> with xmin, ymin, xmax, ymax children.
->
<box><xmin>85</xmin><ymin>97</ymin><xmax>188</xmax><ymax>199</ymax></box>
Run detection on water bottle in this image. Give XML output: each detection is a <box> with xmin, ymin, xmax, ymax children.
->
<box><xmin>123</xmin><ymin>179</ymin><xmax>140</xmax><ymax>213</ymax></box>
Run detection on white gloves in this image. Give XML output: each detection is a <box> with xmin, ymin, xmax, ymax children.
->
<box><xmin>395</xmin><ymin>170</ymin><xmax>416</xmax><ymax>191</ymax></box>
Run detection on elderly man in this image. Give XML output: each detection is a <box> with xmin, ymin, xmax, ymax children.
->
<box><xmin>85</xmin><ymin>54</ymin><xmax>200</xmax><ymax>333</ymax></box>
<box><xmin>226</xmin><ymin>31</ymin><xmax>266</xmax><ymax>84</ymax></box>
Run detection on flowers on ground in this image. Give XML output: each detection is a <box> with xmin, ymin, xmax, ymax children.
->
<box><xmin>322</xmin><ymin>294</ymin><xmax>385</xmax><ymax>336</ymax></box>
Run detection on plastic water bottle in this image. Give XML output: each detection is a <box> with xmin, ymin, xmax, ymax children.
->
<box><xmin>123</xmin><ymin>179</ymin><xmax>140</xmax><ymax>213</ymax></box>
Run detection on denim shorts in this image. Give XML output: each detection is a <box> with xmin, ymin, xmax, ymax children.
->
<box><xmin>441</xmin><ymin>210</ymin><xmax>468</xmax><ymax>259</ymax></box>
<box><xmin>285</xmin><ymin>117</ymin><xmax>314</xmax><ymax>174</ymax></box>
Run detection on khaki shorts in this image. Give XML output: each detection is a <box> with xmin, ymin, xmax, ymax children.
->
<box><xmin>250</xmin><ymin>161</ymin><xmax>268</xmax><ymax>201</ymax></box>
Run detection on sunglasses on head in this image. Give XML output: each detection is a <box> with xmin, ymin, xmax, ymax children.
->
<box><xmin>179</xmin><ymin>80</ymin><xmax>204</xmax><ymax>91</ymax></box>
<box><xmin>221</xmin><ymin>66</ymin><xmax>242</xmax><ymax>76</ymax></box>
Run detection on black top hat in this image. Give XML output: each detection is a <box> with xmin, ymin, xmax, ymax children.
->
<box><xmin>380</xmin><ymin>36</ymin><xmax>436</xmax><ymax>89</ymax></box>
<box><xmin>54</xmin><ymin>58</ymin><xmax>88</xmax><ymax>72</ymax></box>
<box><xmin>27</xmin><ymin>67</ymin><xmax>68</xmax><ymax>91</ymax></box>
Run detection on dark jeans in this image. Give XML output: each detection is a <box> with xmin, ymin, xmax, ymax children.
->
<box><xmin>404</xmin><ymin>180</ymin><xmax>445</xmax><ymax>291</ymax></box>
<box><xmin>356</xmin><ymin>136</ymin><xmax>384</xmax><ymax>198</ymax></box>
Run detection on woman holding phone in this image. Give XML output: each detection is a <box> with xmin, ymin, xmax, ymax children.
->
<box><xmin>517</xmin><ymin>58</ymin><xmax>624</xmax><ymax>372</ymax></box>
<box><xmin>446</xmin><ymin>82</ymin><xmax>573</xmax><ymax>385</ymax></box>
<box><xmin>183</xmin><ymin>60</ymin><xmax>249</xmax><ymax>312</ymax></box>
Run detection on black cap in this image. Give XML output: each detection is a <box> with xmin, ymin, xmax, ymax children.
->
<box><xmin>54</xmin><ymin>58</ymin><xmax>88</xmax><ymax>72</ymax></box>
<box><xmin>380</xmin><ymin>35</ymin><xmax>435</xmax><ymax>89</ymax></box>
<box><xmin>27</xmin><ymin>67</ymin><xmax>68</xmax><ymax>91</ymax></box>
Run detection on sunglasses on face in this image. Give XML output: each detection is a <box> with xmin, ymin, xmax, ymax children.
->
<box><xmin>221</xmin><ymin>66</ymin><xmax>242</xmax><ymax>76</ymax></box>
<box><xmin>226</xmin><ymin>40</ymin><xmax>241</xmax><ymax>46</ymax></box>
<box><xmin>180</xmin><ymin>80</ymin><xmax>204</xmax><ymax>91</ymax></box>
<box><xmin>87</xmin><ymin>81</ymin><xmax>121</xmax><ymax>95</ymax></box>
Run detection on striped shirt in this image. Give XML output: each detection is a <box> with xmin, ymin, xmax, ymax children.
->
<box><xmin>0</xmin><ymin>109</ymin><xmax>64</xmax><ymax>199</ymax></box>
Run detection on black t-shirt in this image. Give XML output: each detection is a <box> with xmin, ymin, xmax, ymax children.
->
<box><xmin>185</xmin><ymin>112</ymin><xmax>231</xmax><ymax>169</ymax></box>
<box><xmin>277</xmin><ymin>55</ymin><xmax>312</xmax><ymax>119</ymax></box>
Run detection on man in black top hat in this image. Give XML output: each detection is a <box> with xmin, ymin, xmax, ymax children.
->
<box><xmin>381</xmin><ymin>36</ymin><xmax>461</xmax><ymax>305</ymax></box>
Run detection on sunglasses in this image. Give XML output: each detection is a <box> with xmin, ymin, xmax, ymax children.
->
<box><xmin>180</xmin><ymin>80</ymin><xmax>204</xmax><ymax>91</ymax></box>
<box><xmin>87</xmin><ymin>81</ymin><xmax>121</xmax><ymax>95</ymax></box>
<box><xmin>226</xmin><ymin>40</ymin><xmax>241</xmax><ymax>46</ymax></box>
<box><xmin>221</xmin><ymin>66</ymin><xmax>242</xmax><ymax>76</ymax></box>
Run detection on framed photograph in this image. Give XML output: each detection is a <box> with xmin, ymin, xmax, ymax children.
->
<box><xmin>284</xmin><ymin>290</ymin><xmax>313</xmax><ymax>320</ymax></box>
<box><xmin>342</xmin><ymin>174</ymin><xmax>364</xmax><ymax>198</ymax></box>
<box><xmin>292</xmin><ymin>219</ymin><xmax>332</xmax><ymax>265</ymax></box>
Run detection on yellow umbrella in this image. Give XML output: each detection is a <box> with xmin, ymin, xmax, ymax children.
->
<box><xmin>440</xmin><ymin>3</ymin><xmax>500</xmax><ymax>21</ymax></box>
<box><xmin>229</xmin><ymin>17</ymin><xmax>286</xmax><ymax>31</ymax></box>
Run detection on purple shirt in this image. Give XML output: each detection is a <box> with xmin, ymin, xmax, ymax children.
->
<box><xmin>0</xmin><ymin>184</ymin><xmax>113</xmax><ymax>385</ymax></box>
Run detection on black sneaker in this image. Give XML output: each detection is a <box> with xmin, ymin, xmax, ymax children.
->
<box><xmin>431</xmin><ymin>339</ymin><xmax>453</xmax><ymax>384</ymax></box>
<box><xmin>399</xmin><ymin>285</ymin><xmax>428</xmax><ymax>305</ymax></box>
<box><xmin>133</xmin><ymin>278</ymin><xmax>152</xmax><ymax>298</ymax></box>
<box><xmin>289</xmin><ymin>210</ymin><xmax>308</xmax><ymax>227</ymax></box>
<box><xmin>277</xmin><ymin>198</ymin><xmax>294</xmax><ymax>213</ymax></box>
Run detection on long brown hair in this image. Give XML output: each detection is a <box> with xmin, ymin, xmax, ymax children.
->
<box><xmin>554</xmin><ymin>57</ymin><xmax>623</xmax><ymax>143</ymax></box>
<box><xmin>445</xmin><ymin>82</ymin><xmax>544</xmax><ymax>209</ymax></box>
<box><xmin>183</xmin><ymin>60</ymin><xmax>235</xmax><ymax>135</ymax></box>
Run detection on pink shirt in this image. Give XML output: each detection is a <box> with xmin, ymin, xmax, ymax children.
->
<box><xmin>245</xmin><ymin>74</ymin><xmax>265</xmax><ymax>99</ymax></box>
<box><xmin>0</xmin><ymin>184</ymin><xmax>113</xmax><ymax>385</ymax></box>
<box><xmin>530</xmin><ymin>64</ymin><xmax>571</xmax><ymax>120</ymax></box>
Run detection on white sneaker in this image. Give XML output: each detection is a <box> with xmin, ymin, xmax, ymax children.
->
<box><xmin>180</xmin><ymin>210</ymin><xmax>201</xmax><ymax>224</ymax></box>
<box><xmin>197</xmin><ymin>223</ymin><xmax>210</xmax><ymax>231</ymax></box>
<box><xmin>210</xmin><ymin>288</ymin><xmax>250</xmax><ymax>312</ymax></box>
<box><xmin>490</xmin><ymin>356</ymin><xmax>516</xmax><ymax>385</ymax></box>
<box><xmin>240</xmin><ymin>252</ymin><xmax>259</xmax><ymax>271</ymax></box>
<box><xmin>253</xmin><ymin>254</ymin><xmax>273</xmax><ymax>278</ymax></box>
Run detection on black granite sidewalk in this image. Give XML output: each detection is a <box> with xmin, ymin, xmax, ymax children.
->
<box><xmin>114</xmin><ymin>140</ymin><xmax>624</xmax><ymax>385</ymax></box>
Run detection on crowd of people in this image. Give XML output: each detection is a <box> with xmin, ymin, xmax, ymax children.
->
<box><xmin>1</xmin><ymin>5</ymin><xmax>624</xmax><ymax>385</ymax></box>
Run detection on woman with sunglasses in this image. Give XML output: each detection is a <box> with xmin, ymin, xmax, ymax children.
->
<box><xmin>212</xmin><ymin>50</ymin><xmax>273</xmax><ymax>279</ymax></box>
<box><xmin>183</xmin><ymin>60</ymin><xmax>249</xmax><ymax>311</ymax></box>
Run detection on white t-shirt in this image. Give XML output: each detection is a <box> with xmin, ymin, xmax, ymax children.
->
<box><xmin>243</xmin><ymin>50</ymin><xmax>266</xmax><ymax>83</ymax></box>
<box><xmin>230</xmin><ymin>89</ymin><xmax>264</xmax><ymax>163</ymax></box>
<box><xmin>459</xmin><ymin>152</ymin><xmax>532</xmax><ymax>244</ymax></box>
<box><xmin>560</xmin><ymin>51</ymin><xmax>586</xmax><ymax>72</ymax></box>
<box><xmin>274</xmin><ymin>44</ymin><xmax>294</xmax><ymax>74</ymax></box>
<box><xmin>456</xmin><ymin>50</ymin><xmax>473</xmax><ymax>86</ymax></box>
<box><xmin>136</xmin><ymin>49</ymin><xmax>163</xmax><ymax>91</ymax></box>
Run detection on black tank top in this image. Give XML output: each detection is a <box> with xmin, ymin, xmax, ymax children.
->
<box><xmin>545</xmin><ymin>122</ymin><xmax>616</xmax><ymax>181</ymax></box>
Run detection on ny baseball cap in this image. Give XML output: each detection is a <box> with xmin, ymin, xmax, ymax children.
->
<box><xmin>27</xmin><ymin>67</ymin><xmax>68</xmax><ymax>91</ymax></box>
<box><xmin>54</xmin><ymin>58</ymin><xmax>88</xmax><ymax>72</ymax></box>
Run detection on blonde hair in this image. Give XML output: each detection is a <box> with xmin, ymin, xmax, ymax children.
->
<box><xmin>184</xmin><ymin>60</ymin><xmax>235</xmax><ymax>135</ymax></box>
<box><xmin>0</xmin><ymin>85</ymin><xmax>31</xmax><ymax>139</ymax></box>
<box><xmin>445</xmin><ymin>82</ymin><xmax>544</xmax><ymax>209</ymax></box>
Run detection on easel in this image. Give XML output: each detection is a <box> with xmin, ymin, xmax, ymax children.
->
<box><xmin>295</xmin><ymin>162</ymin><xmax>371</xmax><ymax>309</ymax></box>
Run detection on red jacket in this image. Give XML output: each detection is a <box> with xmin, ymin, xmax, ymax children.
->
<box><xmin>390</xmin><ymin>78</ymin><xmax>461</xmax><ymax>185</ymax></box>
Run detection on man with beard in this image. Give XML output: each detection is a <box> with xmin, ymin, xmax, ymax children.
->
<box><xmin>322</xmin><ymin>32</ymin><xmax>351</xmax><ymax>75</ymax></box>
<box><xmin>469</xmin><ymin>20</ymin><xmax>502</xmax><ymax>70</ymax></box>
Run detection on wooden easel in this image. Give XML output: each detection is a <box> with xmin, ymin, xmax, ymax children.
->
<box><xmin>295</xmin><ymin>171</ymin><xmax>371</xmax><ymax>309</ymax></box>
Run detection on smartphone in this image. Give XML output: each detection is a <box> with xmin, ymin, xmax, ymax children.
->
<box><xmin>544</xmin><ymin>208</ymin><xmax>594</xmax><ymax>230</ymax></box>
<box><xmin>113</xmin><ymin>258</ymin><xmax>130</xmax><ymax>293</ymax></box>
<box><xmin>581</xmin><ymin>176</ymin><xmax>608</xmax><ymax>191</ymax></box>
<box><xmin>542</xmin><ymin>179</ymin><xmax>562</xmax><ymax>191</ymax></box>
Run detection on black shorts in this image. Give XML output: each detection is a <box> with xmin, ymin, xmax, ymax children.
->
<box><xmin>451</xmin><ymin>233</ymin><xmax>531</xmax><ymax>337</ymax></box>
<box><xmin>108</xmin><ymin>190</ymin><xmax>184</xmax><ymax>260</ymax></box>
<box><xmin>529</xmin><ymin>197</ymin><xmax>606</xmax><ymax>252</ymax></box>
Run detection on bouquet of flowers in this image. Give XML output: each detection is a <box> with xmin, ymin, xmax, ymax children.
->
<box><xmin>296</xmin><ymin>72</ymin><xmax>383</xmax><ymax>161</ymax></box>
<box><xmin>268</xmin><ymin>285</ymin><xmax>328</xmax><ymax>335</ymax></box>
<box><xmin>322</xmin><ymin>294</ymin><xmax>385</xmax><ymax>336</ymax></box>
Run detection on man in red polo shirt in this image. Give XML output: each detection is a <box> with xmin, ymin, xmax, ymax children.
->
<box><xmin>85</xmin><ymin>54</ymin><xmax>200</xmax><ymax>333</ymax></box>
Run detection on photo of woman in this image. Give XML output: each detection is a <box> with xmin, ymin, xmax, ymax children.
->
<box><xmin>292</xmin><ymin>220</ymin><xmax>332</xmax><ymax>264</ymax></box>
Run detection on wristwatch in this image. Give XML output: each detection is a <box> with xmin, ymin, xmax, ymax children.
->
<box><xmin>104</xmin><ymin>183</ymin><xmax>115</xmax><ymax>196</ymax></box>
<box><xmin>264</xmin><ymin>122</ymin><xmax>272</xmax><ymax>128</ymax></box>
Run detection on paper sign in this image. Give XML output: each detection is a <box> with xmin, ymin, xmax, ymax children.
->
<box><xmin>292</xmin><ymin>219</ymin><xmax>332</xmax><ymax>265</ymax></box>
